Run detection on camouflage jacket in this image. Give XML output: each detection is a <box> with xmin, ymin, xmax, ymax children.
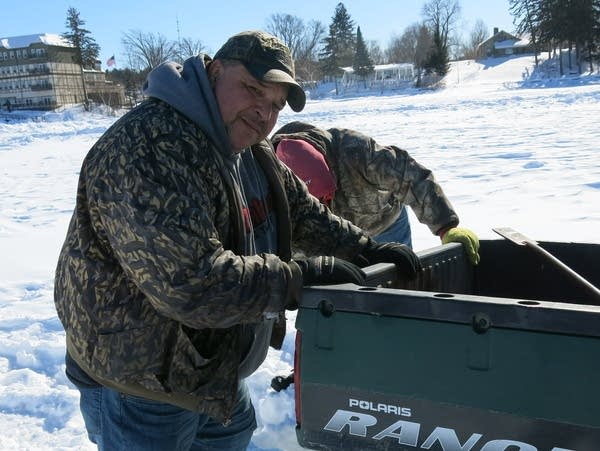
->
<box><xmin>54</xmin><ymin>99</ymin><xmax>368</xmax><ymax>421</ymax></box>
<box><xmin>271</xmin><ymin>122</ymin><xmax>459</xmax><ymax>237</ymax></box>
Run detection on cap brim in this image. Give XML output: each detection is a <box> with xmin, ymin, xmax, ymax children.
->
<box><xmin>245</xmin><ymin>65</ymin><xmax>306</xmax><ymax>112</ymax></box>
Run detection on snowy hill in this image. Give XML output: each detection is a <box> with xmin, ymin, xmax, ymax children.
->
<box><xmin>444</xmin><ymin>55</ymin><xmax>537</xmax><ymax>88</ymax></box>
<box><xmin>307</xmin><ymin>54</ymin><xmax>599</xmax><ymax>100</ymax></box>
<box><xmin>307</xmin><ymin>54</ymin><xmax>542</xmax><ymax>99</ymax></box>
<box><xmin>444</xmin><ymin>54</ymin><xmax>600</xmax><ymax>91</ymax></box>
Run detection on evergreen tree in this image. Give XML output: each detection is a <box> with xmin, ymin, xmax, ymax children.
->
<box><xmin>510</xmin><ymin>0</ymin><xmax>600</xmax><ymax>73</ymax></box>
<box><xmin>414</xmin><ymin>24</ymin><xmax>434</xmax><ymax>87</ymax></box>
<box><xmin>561</xmin><ymin>0</ymin><xmax>599</xmax><ymax>72</ymax></box>
<box><xmin>105</xmin><ymin>67</ymin><xmax>148</xmax><ymax>106</ymax></box>
<box><xmin>353</xmin><ymin>26</ymin><xmax>374</xmax><ymax>84</ymax></box>
<box><xmin>319</xmin><ymin>31</ymin><xmax>340</xmax><ymax>79</ymax></box>
<box><xmin>62</xmin><ymin>7</ymin><xmax>100</xmax><ymax>69</ymax></box>
<box><xmin>319</xmin><ymin>3</ymin><xmax>356</xmax><ymax>79</ymax></box>
<box><xmin>422</xmin><ymin>0</ymin><xmax>460</xmax><ymax>59</ymax></box>
<box><xmin>511</xmin><ymin>0</ymin><xmax>600</xmax><ymax>74</ymax></box>
<box><xmin>509</xmin><ymin>0</ymin><xmax>542</xmax><ymax>66</ymax></box>
<box><xmin>422</xmin><ymin>27</ymin><xmax>449</xmax><ymax>76</ymax></box>
<box><xmin>420</xmin><ymin>0</ymin><xmax>457</xmax><ymax>77</ymax></box>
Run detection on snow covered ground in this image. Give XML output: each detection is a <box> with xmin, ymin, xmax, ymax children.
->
<box><xmin>0</xmin><ymin>54</ymin><xmax>599</xmax><ymax>450</ymax></box>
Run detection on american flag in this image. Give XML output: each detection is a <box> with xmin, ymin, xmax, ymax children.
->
<box><xmin>106</xmin><ymin>55</ymin><xmax>116</xmax><ymax>67</ymax></box>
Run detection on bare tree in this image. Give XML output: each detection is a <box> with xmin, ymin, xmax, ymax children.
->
<box><xmin>266</xmin><ymin>14</ymin><xmax>326</xmax><ymax>61</ymax></box>
<box><xmin>266</xmin><ymin>13</ymin><xmax>305</xmax><ymax>57</ymax></box>
<box><xmin>367</xmin><ymin>40</ymin><xmax>385</xmax><ymax>64</ymax></box>
<box><xmin>174</xmin><ymin>37</ymin><xmax>206</xmax><ymax>63</ymax></box>
<box><xmin>422</xmin><ymin>0</ymin><xmax>461</xmax><ymax>50</ymax></box>
<box><xmin>296</xmin><ymin>20</ymin><xmax>327</xmax><ymax>81</ymax></box>
<box><xmin>385</xmin><ymin>23</ymin><xmax>422</xmax><ymax>63</ymax></box>
<box><xmin>421</xmin><ymin>0</ymin><xmax>460</xmax><ymax>75</ymax></box>
<box><xmin>447</xmin><ymin>30</ymin><xmax>464</xmax><ymax>60</ymax></box>
<box><xmin>121</xmin><ymin>30</ymin><xmax>177</xmax><ymax>71</ymax></box>
<box><xmin>296</xmin><ymin>20</ymin><xmax>327</xmax><ymax>60</ymax></box>
<box><xmin>266</xmin><ymin>14</ymin><xmax>326</xmax><ymax>81</ymax></box>
<box><xmin>461</xmin><ymin>19</ymin><xmax>489</xmax><ymax>59</ymax></box>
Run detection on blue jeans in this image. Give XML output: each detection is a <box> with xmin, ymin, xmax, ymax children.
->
<box><xmin>66</xmin><ymin>354</ymin><xmax>256</xmax><ymax>451</ymax></box>
<box><xmin>373</xmin><ymin>206</ymin><xmax>413</xmax><ymax>248</ymax></box>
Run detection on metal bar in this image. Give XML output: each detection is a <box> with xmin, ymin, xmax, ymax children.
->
<box><xmin>493</xmin><ymin>227</ymin><xmax>600</xmax><ymax>302</ymax></box>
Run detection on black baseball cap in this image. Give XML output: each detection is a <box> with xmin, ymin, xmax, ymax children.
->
<box><xmin>214</xmin><ymin>31</ymin><xmax>306</xmax><ymax>112</ymax></box>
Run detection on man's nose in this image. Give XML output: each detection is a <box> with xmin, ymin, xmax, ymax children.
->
<box><xmin>256</xmin><ymin>99</ymin><xmax>274</xmax><ymax>122</ymax></box>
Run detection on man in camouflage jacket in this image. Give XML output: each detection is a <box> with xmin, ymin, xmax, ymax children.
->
<box><xmin>272</xmin><ymin>121</ymin><xmax>480</xmax><ymax>265</ymax></box>
<box><xmin>54</xmin><ymin>31</ymin><xmax>420</xmax><ymax>450</ymax></box>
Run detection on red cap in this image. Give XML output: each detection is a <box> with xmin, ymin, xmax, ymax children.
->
<box><xmin>276</xmin><ymin>138</ymin><xmax>336</xmax><ymax>203</ymax></box>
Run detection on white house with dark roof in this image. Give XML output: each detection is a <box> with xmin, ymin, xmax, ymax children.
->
<box><xmin>476</xmin><ymin>28</ymin><xmax>534</xmax><ymax>59</ymax></box>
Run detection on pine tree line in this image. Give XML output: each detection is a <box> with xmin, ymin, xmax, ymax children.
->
<box><xmin>510</xmin><ymin>0</ymin><xmax>600</xmax><ymax>73</ymax></box>
<box><xmin>316</xmin><ymin>1</ymin><xmax>459</xmax><ymax>82</ymax></box>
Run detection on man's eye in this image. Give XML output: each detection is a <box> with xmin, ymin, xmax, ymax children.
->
<box><xmin>246</xmin><ymin>84</ymin><xmax>261</xmax><ymax>96</ymax></box>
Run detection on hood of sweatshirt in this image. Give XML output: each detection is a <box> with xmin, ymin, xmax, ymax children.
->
<box><xmin>144</xmin><ymin>55</ymin><xmax>258</xmax><ymax>255</ymax></box>
<box><xmin>143</xmin><ymin>54</ymin><xmax>233</xmax><ymax>159</ymax></box>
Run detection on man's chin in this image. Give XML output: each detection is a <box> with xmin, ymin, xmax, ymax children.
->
<box><xmin>229</xmin><ymin>139</ymin><xmax>251</xmax><ymax>152</ymax></box>
<box><xmin>230</xmin><ymin>131</ymin><xmax>262</xmax><ymax>152</ymax></box>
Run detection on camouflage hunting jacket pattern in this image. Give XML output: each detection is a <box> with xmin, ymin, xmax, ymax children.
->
<box><xmin>271</xmin><ymin>122</ymin><xmax>459</xmax><ymax>237</ymax></box>
<box><xmin>54</xmin><ymin>99</ymin><xmax>369</xmax><ymax>421</ymax></box>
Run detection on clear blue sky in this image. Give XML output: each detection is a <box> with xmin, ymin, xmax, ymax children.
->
<box><xmin>4</xmin><ymin>0</ymin><xmax>514</xmax><ymax>69</ymax></box>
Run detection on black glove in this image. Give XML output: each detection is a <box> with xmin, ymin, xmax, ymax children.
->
<box><xmin>293</xmin><ymin>256</ymin><xmax>366</xmax><ymax>286</ymax></box>
<box><xmin>355</xmin><ymin>239</ymin><xmax>422</xmax><ymax>279</ymax></box>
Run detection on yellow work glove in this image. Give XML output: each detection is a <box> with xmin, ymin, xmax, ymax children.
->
<box><xmin>441</xmin><ymin>227</ymin><xmax>480</xmax><ymax>265</ymax></box>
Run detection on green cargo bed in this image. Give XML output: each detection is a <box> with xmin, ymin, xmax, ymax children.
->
<box><xmin>294</xmin><ymin>240</ymin><xmax>600</xmax><ymax>451</ymax></box>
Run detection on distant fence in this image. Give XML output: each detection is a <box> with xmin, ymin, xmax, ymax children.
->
<box><xmin>339</xmin><ymin>78</ymin><xmax>415</xmax><ymax>94</ymax></box>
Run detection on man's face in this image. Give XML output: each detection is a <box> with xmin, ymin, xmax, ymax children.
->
<box><xmin>212</xmin><ymin>61</ymin><xmax>289</xmax><ymax>152</ymax></box>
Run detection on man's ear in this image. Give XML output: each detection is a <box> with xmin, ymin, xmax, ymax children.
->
<box><xmin>208</xmin><ymin>60</ymin><xmax>223</xmax><ymax>82</ymax></box>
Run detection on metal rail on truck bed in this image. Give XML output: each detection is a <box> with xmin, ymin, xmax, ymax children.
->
<box><xmin>294</xmin><ymin>239</ymin><xmax>600</xmax><ymax>451</ymax></box>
